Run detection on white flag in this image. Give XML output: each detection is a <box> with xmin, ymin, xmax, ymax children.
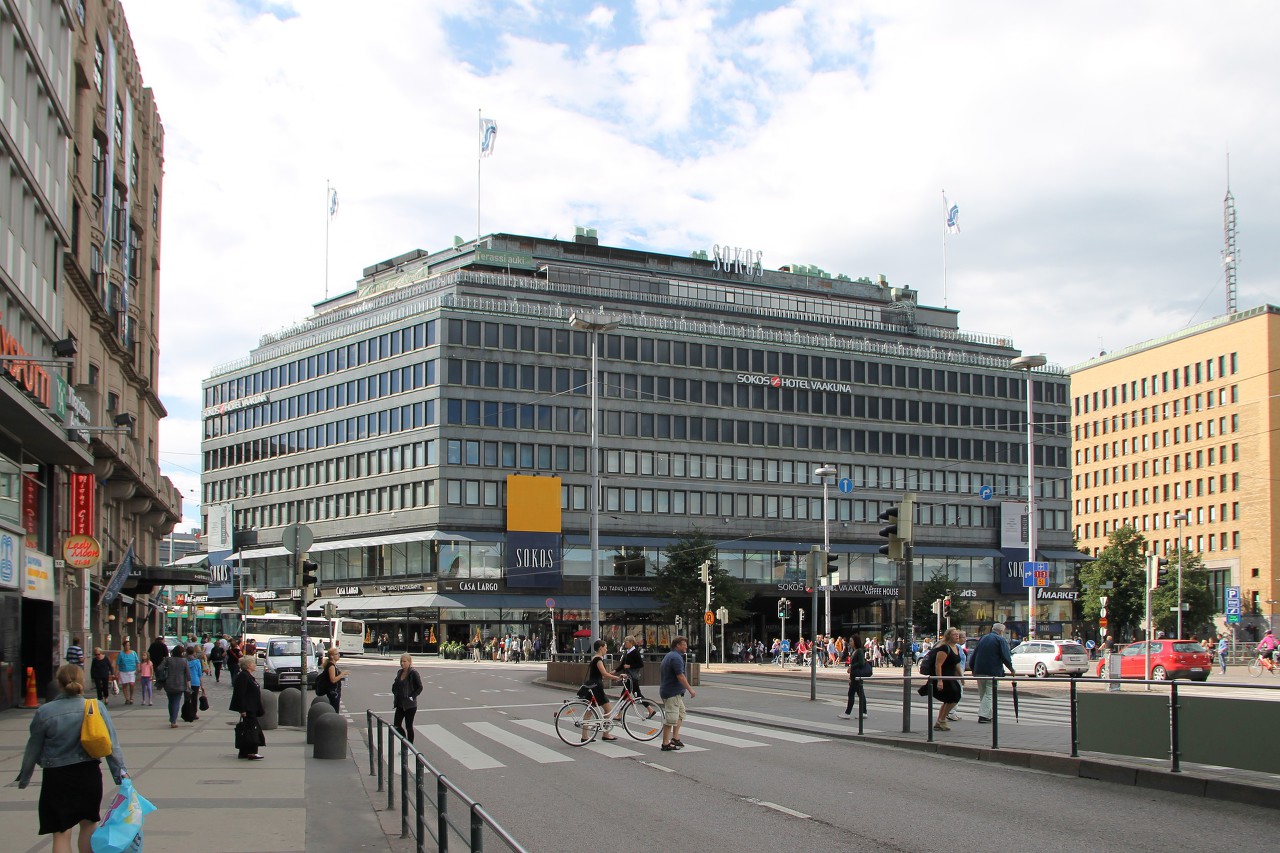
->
<box><xmin>480</xmin><ymin>117</ymin><xmax>497</xmax><ymax>157</ymax></box>
<box><xmin>944</xmin><ymin>196</ymin><xmax>960</xmax><ymax>234</ymax></box>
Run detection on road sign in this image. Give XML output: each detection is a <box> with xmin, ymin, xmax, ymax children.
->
<box><xmin>1227</xmin><ymin>614</ymin><xmax>1241</xmax><ymax>624</ymax></box>
<box><xmin>704</xmin><ymin>610</ymin><xmax>715</xmax><ymax>625</ymax></box>
<box><xmin>979</xmin><ymin>485</ymin><xmax>993</xmax><ymax>501</ymax></box>
<box><xmin>282</xmin><ymin>522</ymin><xmax>314</xmax><ymax>555</ymax></box>
<box><xmin>1225</xmin><ymin>586</ymin><xmax>1241</xmax><ymax>619</ymax></box>
<box><xmin>545</xmin><ymin>597</ymin><xmax>556</xmax><ymax>609</ymax></box>
<box><xmin>838</xmin><ymin>478</ymin><xmax>854</xmax><ymax>494</ymax></box>
<box><xmin>1022</xmin><ymin>562</ymin><xmax>1049</xmax><ymax>588</ymax></box>
<box><xmin>1099</xmin><ymin>617</ymin><xmax>1108</xmax><ymax>628</ymax></box>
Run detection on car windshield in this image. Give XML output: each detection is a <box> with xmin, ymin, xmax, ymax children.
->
<box><xmin>1059</xmin><ymin>643</ymin><xmax>1086</xmax><ymax>655</ymax></box>
<box><xmin>1172</xmin><ymin>642</ymin><xmax>1205</xmax><ymax>654</ymax></box>
<box><xmin>269</xmin><ymin>640</ymin><xmax>301</xmax><ymax>656</ymax></box>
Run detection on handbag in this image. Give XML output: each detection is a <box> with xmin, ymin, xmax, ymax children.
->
<box><xmin>81</xmin><ymin>699</ymin><xmax>112</xmax><ymax>758</ymax></box>
<box><xmin>91</xmin><ymin>779</ymin><xmax>156</xmax><ymax>853</ymax></box>
<box><xmin>110</xmin><ymin>679</ymin><xmax>120</xmax><ymax>695</ymax></box>
<box><xmin>199</xmin><ymin>689</ymin><xmax>209</xmax><ymax>711</ymax></box>
<box><xmin>235</xmin><ymin>716</ymin><xmax>266</xmax><ymax>750</ymax></box>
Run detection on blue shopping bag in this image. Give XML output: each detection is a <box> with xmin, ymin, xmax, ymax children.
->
<box><xmin>91</xmin><ymin>778</ymin><xmax>157</xmax><ymax>853</ymax></box>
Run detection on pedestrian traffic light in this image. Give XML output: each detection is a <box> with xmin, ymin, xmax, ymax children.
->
<box><xmin>778</xmin><ymin>600</ymin><xmax>786</xmax><ymax>619</ymax></box>
<box><xmin>943</xmin><ymin>597</ymin><xmax>952</xmax><ymax>619</ymax></box>
<box><xmin>301</xmin><ymin>559</ymin><xmax>319</xmax><ymax>588</ymax></box>
<box><xmin>826</xmin><ymin>550</ymin><xmax>839</xmax><ymax>583</ymax></box>
<box><xmin>878</xmin><ymin>505</ymin><xmax>903</xmax><ymax>561</ymax></box>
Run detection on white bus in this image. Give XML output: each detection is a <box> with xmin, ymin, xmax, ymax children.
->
<box><xmin>239</xmin><ymin>614</ymin><xmax>366</xmax><ymax>656</ymax></box>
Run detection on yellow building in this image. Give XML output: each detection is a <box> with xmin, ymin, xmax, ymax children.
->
<box><xmin>1069</xmin><ymin>305</ymin><xmax>1279</xmax><ymax>635</ymax></box>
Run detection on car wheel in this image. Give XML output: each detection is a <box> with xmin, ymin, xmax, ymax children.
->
<box><xmin>1034</xmin><ymin>663</ymin><xmax>1048</xmax><ymax>678</ymax></box>
<box><xmin>1151</xmin><ymin>666</ymin><xmax>1168</xmax><ymax>681</ymax></box>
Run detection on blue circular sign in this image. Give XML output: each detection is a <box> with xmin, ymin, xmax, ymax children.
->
<box><xmin>838</xmin><ymin>478</ymin><xmax>854</xmax><ymax>494</ymax></box>
<box><xmin>979</xmin><ymin>485</ymin><xmax>993</xmax><ymax>501</ymax></box>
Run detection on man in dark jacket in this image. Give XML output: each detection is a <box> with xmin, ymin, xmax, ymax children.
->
<box><xmin>615</xmin><ymin>637</ymin><xmax>646</xmax><ymax>698</ymax></box>
<box><xmin>229</xmin><ymin>657</ymin><xmax>265</xmax><ymax>760</ymax></box>
<box><xmin>970</xmin><ymin>623</ymin><xmax>1015</xmax><ymax>723</ymax></box>
<box><xmin>147</xmin><ymin>636</ymin><xmax>170</xmax><ymax>667</ymax></box>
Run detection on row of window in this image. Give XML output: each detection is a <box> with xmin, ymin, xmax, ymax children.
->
<box><xmin>1074</xmin><ymin>352</ymin><xmax>1238</xmax><ymax>414</ymax></box>
<box><xmin>1077</xmin><ymin>446</ymin><xmax>1238</xmax><ymax>488</ymax></box>
<box><xmin>1077</xmin><ymin>415</ymin><xmax>1239</xmax><ymax>458</ymax></box>
<box><xmin>1078</xmin><ymin>521</ymin><xmax>1239</xmax><ymax>557</ymax></box>
<box><xmin>1076</xmin><ymin>388</ymin><xmax>1239</xmax><ymax>441</ymax></box>
<box><xmin>205</xmin><ymin>360</ymin><xmax>440</xmax><ymax>438</ymax></box>
<box><xmin>204</xmin><ymin>320</ymin><xmax>440</xmax><ymax>407</ymax></box>
<box><xmin>204</xmin><ymin>401</ymin><xmax>437</xmax><ymax>473</ymax></box>
<box><xmin>1077</xmin><ymin>502</ymin><xmax>1238</xmax><ymax>527</ymax></box>
<box><xmin>445</xmin><ymin>318</ymin><xmax>1069</xmax><ymax>404</ymax></box>
<box><xmin>1077</xmin><ymin>473</ymin><xmax>1239</xmax><ymax>511</ymax></box>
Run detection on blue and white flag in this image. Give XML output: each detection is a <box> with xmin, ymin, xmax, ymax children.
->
<box><xmin>100</xmin><ymin>544</ymin><xmax>136</xmax><ymax>607</ymax></box>
<box><xmin>945</xmin><ymin>199</ymin><xmax>960</xmax><ymax>234</ymax></box>
<box><xmin>480</xmin><ymin>117</ymin><xmax>498</xmax><ymax>157</ymax></box>
<box><xmin>329</xmin><ymin>188</ymin><xmax>338</xmax><ymax>219</ymax></box>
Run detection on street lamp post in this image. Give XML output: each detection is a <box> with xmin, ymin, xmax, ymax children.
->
<box><xmin>568</xmin><ymin>310</ymin><xmax>623</xmax><ymax>643</ymax></box>
<box><xmin>1011</xmin><ymin>354</ymin><xmax>1048</xmax><ymax>640</ymax></box>
<box><xmin>814</xmin><ymin>464</ymin><xmax>837</xmax><ymax>636</ymax></box>
<box><xmin>1173</xmin><ymin>512</ymin><xmax>1189</xmax><ymax>638</ymax></box>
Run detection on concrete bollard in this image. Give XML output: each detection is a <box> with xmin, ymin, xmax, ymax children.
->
<box><xmin>278</xmin><ymin>687</ymin><xmax>303</xmax><ymax>727</ymax></box>
<box><xmin>311</xmin><ymin>694</ymin><xmax>330</xmax><ymax>707</ymax></box>
<box><xmin>307</xmin><ymin>701</ymin><xmax>335</xmax><ymax>744</ymax></box>
<box><xmin>313</xmin><ymin>713</ymin><xmax>347</xmax><ymax>759</ymax></box>
<box><xmin>259</xmin><ymin>688</ymin><xmax>279</xmax><ymax>731</ymax></box>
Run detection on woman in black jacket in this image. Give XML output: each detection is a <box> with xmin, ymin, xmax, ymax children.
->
<box><xmin>840</xmin><ymin>633</ymin><xmax>870</xmax><ymax>719</ymax></box>
<box><xmin>228</xmin><ymin>656</ymin><xmax>265</xmax><ymax>760</ymax></box>
<box><xmin>88</xmin><ymin>648</ymin><xmax>114</xmax><ymax>704</ymax></box>
<box><xmin>392</xmin><ymin>654</ymin><xmax>423</xmax><ymax>743</ymax></box>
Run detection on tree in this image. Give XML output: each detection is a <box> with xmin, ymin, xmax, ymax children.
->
<box><xmin>1150</xmin><ymin>550</ymin><xmax>1215</xmax><ymax>637</ymax></box>
<box><xmin>912</xmin><ymin>568</ymin><xmax>970</xmax><ymax>634</ymax></box>
<box><xmin>653</xmin><ymin>530</ymin><xmax>748</xmax><ymax>643</ymax></box>
<box><xmin>1078</xmin><ymin>526</ymin><xmax>1148</xmax><ymax>640</ymax></box>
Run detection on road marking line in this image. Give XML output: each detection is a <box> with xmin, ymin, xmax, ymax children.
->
<box><xmin>466</xmin><ymin>722</ymin><xmax>574</xmax><ymax>764</ymax></box>
<box><xmin>641</xmin><ymin>761</ymin><xmax>674</xmax><ymax>773</ymax></box>
<box><xmin>673</xmin><ymin>726</ymin><xmax>765</xmax><ymax>748</ymax></box>
<box><xmin>510</xmin><ymin>719</ymin><xmax>643</xmax><ymax>758</ymax></box>
<box><xmin>416</xmin><ymin>724</ymin><xmax>504</xmax><ymax>769</ymax></box>
<box><xmin>744</xmin><ymin>797</ymin><xmax>810</xmax><ymax>819</ymax></box>
<box><xmin>686</xmin><ymin>717</ymin><xmax>828</xmax><ymax>743</ymax></box>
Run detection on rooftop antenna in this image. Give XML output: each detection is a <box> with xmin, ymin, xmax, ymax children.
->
<box><xmin>1223</xmin><ymin>150</ymin><xmax>1238</xmax><ymax>315</ymax></box>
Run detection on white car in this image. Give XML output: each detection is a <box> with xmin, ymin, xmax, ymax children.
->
<box><xmin>1009</xmin><ymin>640</ymin><xmax>1090</xmax><ymax>677</ymax></box>
<box><xmin>261</xmin><ymin>636</ymin><xmax>324</xmax><ymax>691</ymax></box>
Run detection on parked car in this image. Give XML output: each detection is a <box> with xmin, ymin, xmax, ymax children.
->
<box><xmin>1095</xmin><ymin>640</ymin><xmax>1212</xmax><ymax>681</ymax></box>
<box><xmin>262</xmin><ymin>636</ymin><xmax>322</xmax><ymax>691</ymax></box>
<box><xmin>1009</xmin><ymin>640</ymin><xmax>1089</xmax><ymax>677</ymax></box>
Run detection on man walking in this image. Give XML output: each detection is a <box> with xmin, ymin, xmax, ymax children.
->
<box><xmin>1216</xmin><ymin>633</ymin><xmax>1229</xmax><ymax>675</ymax></box>
<box><xmin>970</xmin><ymin>623</ymin><xmax>1015</xmax><ymax>724</ymax></box>
<box><xmin>659</xmin><ymin>636</ymin><xmax>695</xmax><ymax>752</ymax></box>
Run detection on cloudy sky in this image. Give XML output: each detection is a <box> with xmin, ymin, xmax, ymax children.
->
<box><xmin>120</xmin><ymin>0</ymin><xmax>1280</xmax><ymax>530</ymax></box>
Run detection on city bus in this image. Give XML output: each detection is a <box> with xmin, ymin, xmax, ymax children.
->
<box><xmin>239</xmin><ymin>614</ymin><xmax>366</xmax><ymax>655</ymax></box>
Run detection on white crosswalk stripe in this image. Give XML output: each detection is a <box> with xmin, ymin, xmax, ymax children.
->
<box><xmin>510</xmin><ymin>719</ymin><xmax>644</xmax><ymax>758</ymax></box>
<box><xmin>466</xmin><ymin>721</ymin><xmax>573</xmax><ymax>763</ymax></box>
<box><xmin>416</xmin><ymin>723</ymin><xmax>504</xmax><ymax>770</ymax></box>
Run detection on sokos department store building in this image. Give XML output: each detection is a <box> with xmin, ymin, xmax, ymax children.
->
<box><xmin>200</xmin><ymin>231</ymin><xmax>1083</xmax><ymax>653</ymax></box>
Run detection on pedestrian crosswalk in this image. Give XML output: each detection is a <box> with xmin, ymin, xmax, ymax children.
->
<box><xmin>411</xmin><ymin>714</ymin><xmax>828</xmax><ymax>771</ymax></box>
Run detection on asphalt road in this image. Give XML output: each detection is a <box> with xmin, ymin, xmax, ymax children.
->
<box><xmin>340</xmin><ymin>658</ymin><xmax>1276</xmax><ymax>852</ymax></box>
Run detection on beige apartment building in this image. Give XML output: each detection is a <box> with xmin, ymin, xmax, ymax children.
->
<box><xmin>1069</xmin><ymin>305</ymin><xmax>1279</xmax><ymax>636</ymax></box>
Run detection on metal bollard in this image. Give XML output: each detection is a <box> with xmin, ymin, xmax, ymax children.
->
<box><xmin>312</xmin><ymin>713</ymin><xmax>347</xmax><ymax>759</ymax></box>
<box><xmin>471</xmin><ymin>804</ymin><xmax>484</xmax><ymax>853</ymax></box>
<box><xmin>1169</xmin><ymin>682</ymin><xmax>1181</xmax><ymax>773</ymax></box>
<box><xmin>307</xmin><ymin>701</ymin><xmax>335</xmax><ymax>744</ymax></box>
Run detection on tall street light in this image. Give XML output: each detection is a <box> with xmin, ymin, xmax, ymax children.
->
<box><xmin>1011</xmin><ymin>354</ymin><xmax>1047</xmax><ymax>639</ymax></box>
<box><xmin>569</xmin><ymin>310</ymin><xmax>623</xmax><ymax>643</ymax></box>
<box><xmin>814</xmin><ymin>464</ymin><xmax>837</xmax><ymax>636</ymax></box>
<box><xmin>1173</xmin><ymin>512</ymin><xmax>1189</xmax><ymax>638</ymax></box>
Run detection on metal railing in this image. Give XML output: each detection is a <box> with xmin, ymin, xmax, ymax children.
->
<box><xmin>366</xmin><ymin>710</ymin><xmax>529</xmax><ymax>853</ymax></box>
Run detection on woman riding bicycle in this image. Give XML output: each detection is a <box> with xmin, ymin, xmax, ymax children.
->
<box><xmin>586</xmin><ymin>640</ymin><xmax>624</xmax><ymax>740</ymax></box>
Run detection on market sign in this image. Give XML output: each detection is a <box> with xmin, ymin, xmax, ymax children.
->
<box><xmin>62</xmin><ymin>534</ymin><xmax>102</xmax><ymax>569</ymax></box>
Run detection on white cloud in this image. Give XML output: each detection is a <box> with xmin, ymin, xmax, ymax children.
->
<box><xmin>123</xmin><ymin>0</ymin><xmax>1280</xmax><ymax>522</ymax></box>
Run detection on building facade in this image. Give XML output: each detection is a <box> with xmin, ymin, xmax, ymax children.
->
<box><xmin>1070</xmin><ymin>305</ymin><xmax>1279</xmax><ymax>637</ymax></box>
<box><xmin>201</xmin><ymin>231</ymin><xmax>1080</xmax><ymax>654</ymax></box>
<box><xmin>0</xmin><ymin>0</ymin><xmax>181</xmax><ymax>709</ymax></box>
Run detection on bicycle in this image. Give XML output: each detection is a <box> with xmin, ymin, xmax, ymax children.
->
<box><xmin>554</xmin><ymin>680</ymin><xmax>662</xmax><ymax>746</ymax></box>
<box><xmin>1246</xmin><ymin>650</ymin><xmax>1279</xmax><ymax>677</ymax></box>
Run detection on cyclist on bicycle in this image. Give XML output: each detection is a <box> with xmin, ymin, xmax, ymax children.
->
<box><xmin>614</xmin><ymin>636</ymin><xmax>645</xmax><ymax>699</ymax></box>
<box><xmin>1257</xmin><ymin>629</ymin><xmax>1278</xmax><ymax>663</ymax></box>
<box><xmin>585</xmin><ymin>640</ymin><xmax>623</xmax><ymax>740</ymax></box>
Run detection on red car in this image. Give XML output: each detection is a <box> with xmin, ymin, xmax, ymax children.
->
<box><xmin>1095</xmin><ymin>640</ymin><xmax>1212</xmax><ymax>681</ymax></box>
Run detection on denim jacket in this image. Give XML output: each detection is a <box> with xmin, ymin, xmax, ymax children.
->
<box><xmin>16</xmin><ymin>693</ymin><xmax>126</xmax><ymax>788</ymax></box>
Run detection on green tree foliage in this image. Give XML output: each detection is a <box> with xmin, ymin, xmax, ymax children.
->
<box><xmin>912</xmin><ymin>568</ymin><xmax>970</xmax><ymax>633</ymax></box>
<box><xmin>1078</xmin><ymin>526</ymin><xmax>1148</xmax><ymax>640</ymax></box>
<box><xmin>1150</xmin><ymin>550</ymin><xmax>1216</xmax><ymax>637</ymax></box>
<box><xmin>652</xmin><ymin>530</ymin><xmax>748</xmax><ymax>635</ymax></box>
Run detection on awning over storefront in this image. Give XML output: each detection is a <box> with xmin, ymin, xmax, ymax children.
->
<box><xmin>1041</xmin><ymin>549</ymin><xmax>1093</xmax><ymax>562</ymax></box>
<box><xmin>0</xmin><ymin>381</ymin><xmax>95</xmax><ymax>467</ymax></box>
<box><xmin>228</xmin><ymin>546</ymin><xmax>292</xmax><ymax>560</ymax></box>
<box><xmin>123</xmin><ymin>563</ymin><xmax>211</xmax><ymax>594</ymax></box>
<box><xmin>306</xmin><ymin>592</ymin><xmax>659</xmax><ymax>612</ymax></box>
<box><xmin>913</xmin><ymin>546</ymin><xmax>1006</xmax><ymax>558</ymax></box>
<box><xmin>307</xmin><ymin>593</ymin><xmax>467</xmax><ymax>612</ymax></box>
<box><xmin>309</xmin><ymin>530</ymin><xmax>474</xmax><ymax>552</ymax></box>
<box><xmin>171</xmin><ymin>554</ymin><xmax>208</xmax><ymax>566</ymax></box>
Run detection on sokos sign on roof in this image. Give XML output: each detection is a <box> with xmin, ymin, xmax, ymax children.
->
<box><xmin>737</xmin><ymin>373</ymin><xmax>853</xmax><ymax>394</ymax></box>
<box><xmin>713</xmin><ymin>244</ymin><xmax>763</xmax><ymax>277</ymax></box>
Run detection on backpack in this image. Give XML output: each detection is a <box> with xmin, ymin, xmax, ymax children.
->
<box><xmin>155</xmin><ymin>660</ymin><xmax>169</xmax><ymax>683</ymax></box>
<box><xmin>81</xmin><ymin>699</ymin><xmax>112</xmax><ymax>758</ymax></box>
<box><xmin>313</xmin><ymin>666</ymin><xmax>331</xmax><ymax>695</ymax></box>
<box><xmin>918</xmin><ymin>645</ymin><xmax>940</xmax><ymax>676</ymax></box>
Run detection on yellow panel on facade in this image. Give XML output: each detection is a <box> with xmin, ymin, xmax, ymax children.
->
<box><xmin>506</xmin><ymin>475</ymin><xmax>562</xmax><ymax>532</ymax></box>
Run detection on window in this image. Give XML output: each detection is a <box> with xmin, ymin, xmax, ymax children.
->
<box><xmin>93</xmin><ymin>38</ymin><xmax>104</xmax><ymax>94</ymax></box>
<box><xmin>113</xmin><ymin>98</ymin><xmax>124</xmax><ymax>147</ymax></box>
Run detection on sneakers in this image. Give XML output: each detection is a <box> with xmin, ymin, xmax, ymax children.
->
<box><xmin>837</xmin><ymin>713</ymin><xmax>851</xmax><ymax>719</ymax></box>
<box><xmin>661</xmin><ymin>743</ymin><xmax>679</xmax><ymax>751</ymax></box>
<box><xmin>978</xmin><ymin>716</ymin><xmax>991</xmax><ymax>724</ymax></box>
<box><xmin>947</xmin><ymin>712</ymin><xmax>961</xmax><ymax>721</ymax></box>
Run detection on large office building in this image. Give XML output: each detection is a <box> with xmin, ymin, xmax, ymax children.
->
<box><xmin>0</xmin><ymin>0</ymin><xmax>182</xmax><ymax>708</ymax></box>
<box><xmin>201</xmin><ymin>230</ymin><xmax>1080</xmax><ymax>653</ymax></box>
<box><xmin>1069</xmin><ymin>305</ymin><xmax>1279</xmax><ymax>636</ymax></box>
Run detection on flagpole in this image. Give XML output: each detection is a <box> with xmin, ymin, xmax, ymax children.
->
<box><xmin>477</xmin><ymin>108</ymin><xmax>482</xmax><ymax>247</ymax></box>
<box><xmin>325</xmin><ymin>179</ymin><xmax>331</xmax><ymax>300</ymax></box>
<box><xmin>941</xmin><ymin>189</ymin><xmax>949</xmax><ymax>309</ymax></box>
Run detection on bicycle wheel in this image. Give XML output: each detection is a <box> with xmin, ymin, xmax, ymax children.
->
<box><xmin>555</xmin><ymin>700</ymin><xmax>602</xmax><ymax>746</ymax></box>
<box><xmin>622</xmin><ymin>697</ymin><xmax>663</xmax><ymax>741</ymax></box>
<box><xmin>1247</xmin><ymin>659</ymin><xmax>1262</xmax><ymax>677</ymax></box>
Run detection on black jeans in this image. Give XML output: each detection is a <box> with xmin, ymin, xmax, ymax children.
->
<box><xmin>393</xmin><ymin>706</ymin><xmax>417</xmax><ymax>743</ymax></box>
<box><xmin>844</xmin><ymin>678</ymin><xmax>867</xmax><ymax>716</ymax></box>
<box><xmin>213</xmin><ymin>660</ymin><xmax>224</xmax><ymax>681</ymax></box>
<box><xmin>94</xmin><ymin>678</ymin><xmax>110</xmax><ymax>702</ymax></box>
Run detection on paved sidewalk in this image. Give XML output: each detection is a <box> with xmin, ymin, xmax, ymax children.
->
<box><xmin>0</xmin><ymin>674</ymin><xmax>389</xmax><ymax>853</ymax></box>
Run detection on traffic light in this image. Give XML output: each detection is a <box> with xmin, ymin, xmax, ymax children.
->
<box><xmin>932</xmin><ymin>599</ymin><xmax>941</xmax><ymax>616</ymax></box>
<box><xmin>1146</xmin><ymin>554</ymin><xmax>1169</xmax><ymax>590</ymax></box>
<box><xmin>699</xmin><ymin>560</ymin><xmax>711</xmax><ymax>583</ymax></box>
<box><xmin>943</xmin><ymin>597</ymin><xmax>952</xmax><ymax>620</ymax></box>
<box><xmin>301</xmin><ymin>559</ymin><xmax>319</xmax><ymax>588</ymax></box>
<box><xmin>777</xmin><ymin>600</ymin><xmax>786</xmax><ymax>619</ymax></box>
<box><xmin>826</xmin><ymin>550</ymin><xmax>839</xmax><ymax>583</ymax></box>
<box><xmin>878</xmin><ymin>505</ymin><xmax>903</xmax><ymax>561</ymax></box>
